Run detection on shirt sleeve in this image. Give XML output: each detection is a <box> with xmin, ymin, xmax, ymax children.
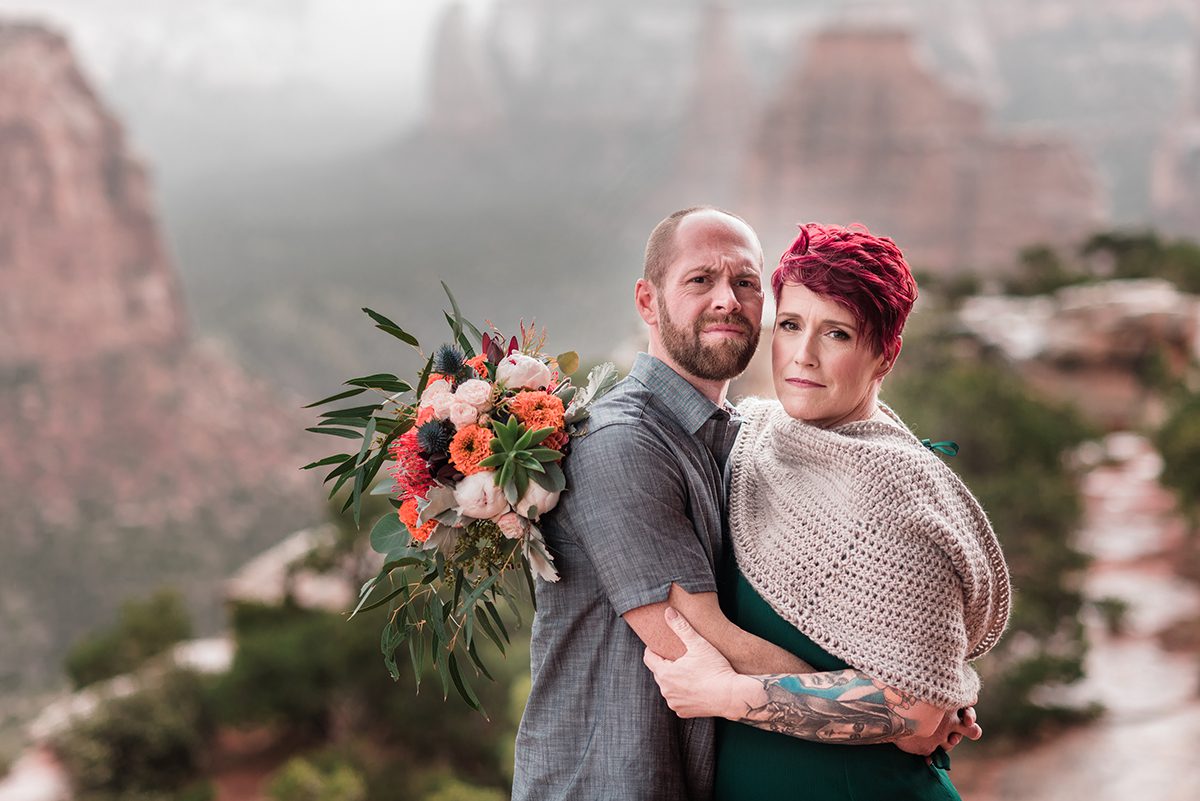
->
<box><xmin>552</xmin><ymin>421</ymin><xmax>719</xmax><ymax>616</ymax></box>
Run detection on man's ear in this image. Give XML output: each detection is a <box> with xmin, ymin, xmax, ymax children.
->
<box><xmin>635</xmin><ymin>278</ymin><xmax>658</xmax><ymax>326</ymax></box>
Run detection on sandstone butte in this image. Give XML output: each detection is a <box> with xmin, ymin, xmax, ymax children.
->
<box><xmin>0</xmin><ymin>22</ymin><xmax>322</xmax><ymax>690</ymax></box>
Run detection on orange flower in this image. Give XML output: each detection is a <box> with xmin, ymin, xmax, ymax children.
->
<box><xmin>465</xmin><ymin>354</ymin><xmax>489</xmax><ymax>378</ymax></box>
<box><xmin>542</xmin><ymin>430</ymin><xmax>568</xmax><ymax>454</ymax></box>
<box><xmin>398</xmin><ymin>497</ymin><xmax>437</xmax><ymax>543</ymax></box>
<box><xmin>415</xmin><ymin>405</ymin><xmax>437</xmax><ymax>426</ymax></box>
<box><xmin>449</xmin><ymin>424</ymin><xmax>494</xmax><ymax>475</ymax></box>
<box><xmin>507</xmin><ymin>391</ymin><xmax>565</xmax><ymax>432</ymax></box>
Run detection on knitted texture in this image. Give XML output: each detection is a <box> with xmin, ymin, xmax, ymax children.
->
<box><xmin>729</xmin><ymin>398</ymin><xmax>1011</xmax><ymax>708</ymax></box>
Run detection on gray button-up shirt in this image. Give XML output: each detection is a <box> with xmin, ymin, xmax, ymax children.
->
<box><xmin>512</xmin><ymin>353</ymin><xmax>739</xmax><ymax>801</ymax></box>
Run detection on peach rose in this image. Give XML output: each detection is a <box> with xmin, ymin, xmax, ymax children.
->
<box><xmin>453</xmin><ymin>471</ymin><xmax>507</xmax><ymax>520</ymax></box>
<box><xmin>448</xmin><ymin>400</ymin><xmax>479</xmax><ymax>429</ymax></box>
<box><xmin>496</xmin><ymin>353</ymin><xmax>552</xmax><ymax>390</ymax></box>
<box><xmin>455</xmin><ymin>379</ymin><xmax>493</xmax><ymax>410</ymax></box>
<box><xmin>516</xmin><ymin>481</ymin><xmax>561</xmax><ymax>520</ymax></box>
<box><xmin>495</xmin><ymin>511</ymin><xmax>528</xmax><ymax>540</ymax></box>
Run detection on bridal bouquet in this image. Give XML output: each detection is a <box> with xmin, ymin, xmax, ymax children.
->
<box><xmin>304</xmin><ymin>285</ymin><xmax>617</xmax><ymax>712</ymax></box>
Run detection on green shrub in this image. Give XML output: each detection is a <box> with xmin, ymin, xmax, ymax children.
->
<box><xmin>886</xmin><ymin>331</ymin><xmax>1097</xmax><ymax>739</ymax></box>
<box><xmin>53</xmin><ymin>669</ymin><xmax>214</xmax><ymax>800</ymax></box>
<box><xmin>65</xmin><ymin>588</ymin><xmax>193</xmax><ymax>689</ymax></box>
<box><xmin>267</xmin><ymin>755</ymin><xmax>367</xmax><ymax>801</ymax></box>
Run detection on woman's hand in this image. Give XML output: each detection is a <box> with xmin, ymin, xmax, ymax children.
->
<box><xmin>893</xmin><ymin>706</ymin><xmax>982</xmax><ymax>756</ymax></box>
<box><xmin>642</xmin><ymin>607</ymin><xmax>757</xmax><ymax>720</ymax></box>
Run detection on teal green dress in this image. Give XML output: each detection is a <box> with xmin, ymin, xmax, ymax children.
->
<box><xmin>715</xmin><ymin>566</ymin><xmax>961</xmax><ymax>801</ymax></box>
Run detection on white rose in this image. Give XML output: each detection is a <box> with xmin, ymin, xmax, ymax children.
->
<box><xmin>455</xmin><ymin>379</ymin><xmax>493</xmax><ymax>411</ymax></box>
<box><xmin>495</xmin><ymin>511</ymin><xmax>528</xmax><ymax>540</ymax></box>
<box><xmin>419</xmin><ymin>380</ymin><xmax>452</xmax><ymax>410</ymax></box>
<box><xmin>432</xmin><ymin>392</ymin><xmax>456</xmax><ymax>419</ymax></box>
<box><xmin>453</xmin><ymin>471</ymin><xmax>508</xmax><ymax>520</ymax></box>
<box><xmin>496</xmin><ymin>353</ymin><xmax>552</xmax><ymax>390</ymax></box>
<box><xmin>516</xmin><ymin>481</ymin><xmax>561</xmax><ymax>520</ymax></box>
<box><xmin>448</xmin><ymin>400</ymin><xmax>479</xmax><ymax>429</ymax></box>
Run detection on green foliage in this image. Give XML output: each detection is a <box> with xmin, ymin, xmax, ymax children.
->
<box><xmin>886</xmin><ymin>326</ymin><xmax>1098</xmax><ymax>738</ymax></box>
<box><xmin>1156</xmin><ymin>391</ymin><xmax>1200</xmax><ymax>525</ymax></box>
<box><xmin>267</xmin><ymin>755</ymin><xmax>367</xmax><ymax>801</ymax></box>
<box><xmin>1083</xmin><ymin>230</ymin><xmax>1200</xmax><ymax>292</ymax></box>
<box><xmin>53</xmin><ymin>669</ymin><xmax>214</xmax><ymax>801</ymax></box>
<box><xmin>421</xmin><ymin>775</ymin><xmax>508</xmax><ymax>801</ymax></box>
<box><xmin>64</xmin><ymin>588</ymin><xmax>193</xmax><ymax>689</ymax></box>
<box><xmin>211</xmin><ymin>601</ymin><xmax>523</xmax><ymax>789</ymax></box>
<box><xmin>1001</xmin><ymin>245</ymin><xmax>1089</xmax><ymax>296</ymax></box>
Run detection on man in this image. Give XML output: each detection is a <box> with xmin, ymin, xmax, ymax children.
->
<box><xmin>511</xmin><ymin>207</ymin><xmax>974</xmax><ymax>801</ymax></box>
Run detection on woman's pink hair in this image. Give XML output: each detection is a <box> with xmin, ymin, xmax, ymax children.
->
<box><xmin>771</xmin><ymin>223</ymin><xmax>917</xmax><ymax>364</ymax></box>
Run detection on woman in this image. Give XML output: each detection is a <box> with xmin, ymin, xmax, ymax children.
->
<box><xmin>643</xmin><ymin>223</ymin><xmax>1011</xmax><ymax>800</ymax></box>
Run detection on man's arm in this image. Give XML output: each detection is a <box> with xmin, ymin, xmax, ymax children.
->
<box><xmin>643</xmin><ymin>607</ymin><xmax>981</xmax><ymax>749</ymax></box>
<box><xmin>623</xmin><ymin>582</ymin><xmax>816</xmax><ymax>674</ymax></box>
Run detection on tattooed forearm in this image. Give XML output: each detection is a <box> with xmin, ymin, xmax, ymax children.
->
<box><xmin>732</xmin><ymin>669</ymin><xmax>921</xmax><ymax>744</ymax></box>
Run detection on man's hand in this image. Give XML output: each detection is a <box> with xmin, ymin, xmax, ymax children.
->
<box><xmin>893</xmin><ymin>706</ymin><xmax>982</xmax><ymax>757</ymax></box>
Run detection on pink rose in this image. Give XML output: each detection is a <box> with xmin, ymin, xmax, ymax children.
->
<box><xmin>448</xmin><ymin>400</ymin><xmax>479</xmax><ymax>429</ymax></box>
<box><xmin>495</xmin><ymin>511</ymin><xmax>528</xmax><ymax>540</ymax></box>
<box><xmin>516</xmin><ymin>481</ymin><xmax>561</xmax><ymax>520</ymax></box>
<box><xmin>453</xmin><ymin>472</ymin><xmax>507</xmax><ymax>519</ymax></box>
<box><xmin>455</xmin><ymin>379</ymin><xmax>493</xmax><ymax>411</ymax></box>
<box><xmin>496</xmin><ymin>353</ymin><xmax>552</xmax><ymax>390</ymax></box>
<box><xmin>415</xmin><ymin>378</ymin><xmax>448</xmax><ymax>410</ymax></box>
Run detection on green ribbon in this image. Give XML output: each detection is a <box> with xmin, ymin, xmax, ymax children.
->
<box><xmin>921</xmin><ymin>438</ymin><xmax>959</xmax><ymax>457</ymax></box>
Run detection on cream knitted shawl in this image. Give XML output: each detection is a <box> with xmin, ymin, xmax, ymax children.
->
<box><xmin>729</xmin><ymin>398</ymin><xmax>1011</xmax><ymax>708</ymax></box>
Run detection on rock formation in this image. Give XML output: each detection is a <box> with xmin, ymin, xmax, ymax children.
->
<box><xmin>739</xmin><ymin>27</ymin><xmax>1104</xmax><ymax>273</ymax></box>
<box><xmin>0</xmin><ymin>23</ymin><xmax>321</xmax><ymax>690</ymax></box>
<box><xmin>958</xmin><ymin>279</ymin><xmax>1200</xmax><ymax>429</ymax></box>
<box><xmin>1151</xmin><ymin>1</ymin><xmax>1200</xmax><ymax>235</ymax></box>
<box><xmin>668</xmin><ymin>4</ymin><xmax>758</xmax><ymax>209</ymax></box>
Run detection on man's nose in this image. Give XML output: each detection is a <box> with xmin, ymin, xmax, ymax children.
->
<box><xmin>711</xmin><ymin>280</ymin><xmax>742</xmax><ymax>314</ymax></box>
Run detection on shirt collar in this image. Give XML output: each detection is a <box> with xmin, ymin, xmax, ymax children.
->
<box><xmin>628</xmin><ymin>353</ymin><xmax>729</xmax><ymax>435</ymax></box>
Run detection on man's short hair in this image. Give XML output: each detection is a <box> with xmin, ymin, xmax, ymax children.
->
<box><xmin>642</xmin><ymin>206</ymin><xmax>759</xmax><ymax>286</ymax></box>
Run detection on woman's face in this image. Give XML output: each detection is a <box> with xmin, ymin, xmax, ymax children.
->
<box><xmin>771</xmin><ymin>282</ymin><xmax>893</xmax><ymax>428</ymax></box>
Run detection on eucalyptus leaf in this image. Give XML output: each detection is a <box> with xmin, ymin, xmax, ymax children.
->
<box><xmin>370</xmin><ymin>480</ymin><xmax>398</xmax><ymax>496</ymax></box>
<box><xmin>304</xmin><ymin>387</ymin><xmax>368</xmax><ymax>408</ymax></box>
<box><xmin>301</xmin><ymin>453</ymin><xmax>351</xmax><ymax>470</ymax></box>
<box><xmin>370</xmin><ymin>513</ymin><xmax>408</xmax><ymax>554</ymax></box>
<box><xmin>555</xmin><ymin>351</ymin><xmax>580</xmax><ymax>376</ymax></box>
<box><xmin>306</xmin><ymin>426</ymin><xmax>363</xmax><ymax>440</ymax></box>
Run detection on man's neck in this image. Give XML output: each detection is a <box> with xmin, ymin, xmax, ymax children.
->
<box><xmin>645</xmin><ymin>347</ymin><xmax>730</xmax><ymax>407</ymax></box>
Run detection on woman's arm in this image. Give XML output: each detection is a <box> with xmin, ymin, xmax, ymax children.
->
<box><xmin>643</xmin><ymin>607</ymin><xmax>978</xmax><ymax>747</ymax></box>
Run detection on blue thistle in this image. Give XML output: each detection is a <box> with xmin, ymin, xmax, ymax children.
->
<box><xmin>433</xmin><ymin>345</ymin><xmax>466</xmax><ymax>379</ymax></box>
<box><xmin>417</xmin><ymin>419</ymin><xmax>455</xmax><ymax>456</ymax></box>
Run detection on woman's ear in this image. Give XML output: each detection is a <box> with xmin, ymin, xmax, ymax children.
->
<box><xmin>876</xmin><ymin>337</ymin><xmax>903</xmax><ymax>379</ymax></box>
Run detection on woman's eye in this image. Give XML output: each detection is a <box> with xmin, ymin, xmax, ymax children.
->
<box><xmin>828</xmin><ymin>329</ymin><xmax>850</xmax><ymax>341</ymax></box>
<box><xmin>779</xmin><ymin>320</ymin><xmax>798</xmax><ymax>331</ymax></box>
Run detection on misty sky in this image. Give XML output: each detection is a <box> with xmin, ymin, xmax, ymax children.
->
<box><xmin>0</xmin><ymin>0</ymin><xmax>495</xmax><ymax>140</ymax></box>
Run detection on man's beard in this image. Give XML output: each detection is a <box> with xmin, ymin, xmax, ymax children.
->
<box><xmin>658</xmin><ymin>299</ymin><xmax>760</xmax><ymax>382</ymax></box>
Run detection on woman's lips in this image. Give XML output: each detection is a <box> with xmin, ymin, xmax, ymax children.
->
<box><xmin>786</xmin><ymin>378</ymin><xmax>826</xmax><ymax>388</ymax></box>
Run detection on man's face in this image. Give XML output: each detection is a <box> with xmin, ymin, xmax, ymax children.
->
<box><xmin>655</xmin><ymin>212</ymin><xmax>764</xmax><ymax>382</ymax></box>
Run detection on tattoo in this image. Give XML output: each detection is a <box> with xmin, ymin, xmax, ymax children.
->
<box><xmin>733</xmin><ymin>669</ymin><xmax>919</xmax><ymax>744</ymax></box>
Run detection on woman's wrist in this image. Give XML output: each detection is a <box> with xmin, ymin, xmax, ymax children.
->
<box><xmin>721</xmin><ymin>673</ymin><xmax>762</xmax><ymax>720</ymax></box>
